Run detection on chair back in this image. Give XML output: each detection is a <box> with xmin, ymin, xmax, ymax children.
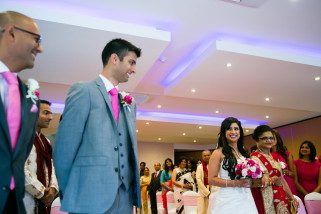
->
<box><xmin>166</xmin><ymin>191</ymin><xmax>176</xmax><ymax>214</ymax></box>
<box><xmin>182</xmin><ymin>191</ymin><xmax>198</xmax><ymax>214</ymax></box>
<box><xmin>293</xmin><ymin>195</ymin><xmax>306</xmax><ymax>214</ymax></box>
<box><xmin>51</xmin><ymin>197</ymin><xmax>68</xmax><ymax>214</ymax></box>
<box><xmin>304</xmin><ymin>192</ymin><xmax>321</xmax><ymax>214</ymax></box>
<box><xmin>156</xmin><ymin>191</ymin><xmax>165</xmax><ymax>214</ymax></box>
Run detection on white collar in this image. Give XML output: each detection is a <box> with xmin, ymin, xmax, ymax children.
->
<box><xmin>99</xmin><ymin>74</ymin><xmax>119</xmax><ymax>92</ymax></box>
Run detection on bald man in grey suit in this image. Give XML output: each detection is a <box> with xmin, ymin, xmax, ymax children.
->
<box><xmin>54</xmin><ymin>38</ymin><xmax>141</xmax><ymax>213</ymax></box>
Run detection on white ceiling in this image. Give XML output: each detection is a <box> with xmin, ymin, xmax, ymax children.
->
<box><xmin>2</xmin><ymin>0</ymin><xmax>321</xmax><ymax>145</ymax></box>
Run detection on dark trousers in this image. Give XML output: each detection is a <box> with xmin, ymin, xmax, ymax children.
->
<box><xmin>3</xmin><ymin>190</ymin><xmax>18</xmax><ymax>214</ymax></box>
<box><xmin>149</xmin><ymin>191</ymin><xmax>157</xmax><ymax>214</ymax></box>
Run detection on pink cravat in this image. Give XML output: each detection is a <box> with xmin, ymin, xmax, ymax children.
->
<box><xmin>2</xmin><ymin>72</ymin><xmax>21</xmax><ymax>190</ymax></box>
<box><xmin>109</xmin><ymin>87</ymin><xmax>119</xmax><ymax>122</ymax></box>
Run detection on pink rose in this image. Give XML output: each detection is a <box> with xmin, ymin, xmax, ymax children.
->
<box><xmin>124</xmin><ymin>95</ymin><xmax>133</xmax><ymax>105</ymax></box>
<box><xmin>35</xmin><ymin>90</ymin><xmax>40</xmax><ymax>97</ymax></box>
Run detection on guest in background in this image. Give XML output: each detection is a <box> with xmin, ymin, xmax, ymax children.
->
<box><xmin>0</xmin><ymin>11</ymin><xmax>42</xmax><ymax>213</ymax></box>
<box><xmin>23</xmin><ymin>100</ymin><xmax>58</xmax><ymax>214</ymax></box>
<box><xmin>140</xmin><ymin>162</ymin><xmax>146</xmax><ymax>177</ymax></box>
<box><xmin>251</xmin><ymin>125</ymin><xmax>297</xmax><ymax>214</ymax></box>
<box><xmin>172</xmin><ymin>157</ymin><xmax>195</xmax><ymax>214</ymax></box>
<box><xmin>196</xmin><ymin>150</ymin><xmax>211</xmax><ymax>214</ymax></box>
<box><xmin>149</xmin><ymin>162</ymin><xmax>162</xmax><ymax>214</ymax></box>
<box><xmin>160</xmin><ymin>158</ymin><xmax>174</xmax><ymax>213</ymax></box>
<box><xmin>271</xmin><ymin>130</ymin><xmax>297</xmax><ymax>195</ymax></box>
<box><xmin>187</xmin><ymin>159</ymin><xmax>197</xmax><ymax>180</ymax></box>
<box><xmin>140</xmin><ymin>167</ymin><xmax>151</xmax><ymax>214</ymax></box>
<box><xmin>294</xmin><ymin>141</ymin><xmax>321</xmax><ymax>201</ymax></box>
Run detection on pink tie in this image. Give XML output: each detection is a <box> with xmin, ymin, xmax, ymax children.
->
<box><xmin>2</xmin><ymin>72</ymin><xmax>21</xmax><ymax>190</ymax></box>
<box><xmin>109</xmin><ymin>87</ymin><xmax>119</xmax><ymax>122</ymax></box>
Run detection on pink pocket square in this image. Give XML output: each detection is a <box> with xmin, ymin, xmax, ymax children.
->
<box><xmin>30</xmin><ymin>104</ymin><xmax>38</xmax><ymax>112</ymax></box>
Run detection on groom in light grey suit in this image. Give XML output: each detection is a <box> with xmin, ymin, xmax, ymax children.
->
<box><xmin>54</xmin><ymin>38</ymin><xmax>141</xmax><ymax>213</ymax></box>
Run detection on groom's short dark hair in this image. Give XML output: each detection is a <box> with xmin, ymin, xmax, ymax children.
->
<box><xmin>101</xmin><ymin>38</ymin><xmax>141</xmax><ymax>66</ymax></box>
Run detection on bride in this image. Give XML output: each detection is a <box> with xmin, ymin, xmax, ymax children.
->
<box><xmin>208</xmin><ymin>117</ymin><xmax>258</xmax><ymax>214</ymax></box>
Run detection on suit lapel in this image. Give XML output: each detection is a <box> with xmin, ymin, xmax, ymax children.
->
<box><xmin>95</xmin><ymin>77</ymin><xmax>118</xmax><ymax>127</ymax></box>
<box><xmin>0</xmin><ymin>98</ymin><xmax>11</xmax><ymax>149</ymax></box>
<box><xmin>13</xmin><ymin>78</ymin><xmax>31</xmax><ymax>158</ymax></box>
<box><xmin>122</xmin><ymin>101</ymin><xmax>136</xmax><ymax>147</ymax></box>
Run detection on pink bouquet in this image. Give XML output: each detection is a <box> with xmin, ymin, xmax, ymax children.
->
<box><xmin>235</xmin><ymin>158</ymin><xmax>262</xmax><ymax>179</ymax></box>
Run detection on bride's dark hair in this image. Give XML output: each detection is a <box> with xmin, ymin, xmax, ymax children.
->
<box><xmin>218</xmin><ymin>117</ymin><xmax>249</xmax><ymax>180</ymax></box>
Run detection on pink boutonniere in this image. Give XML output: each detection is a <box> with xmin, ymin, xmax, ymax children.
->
<box><xmin>26</xmin><ymin>79</ymin><xmax>40</xmax><ymax>104</ymax></box>
<box><xmin>119</xmin><ymin>91</ymin><xmax>134</xmax><ymax>111</ymax></box>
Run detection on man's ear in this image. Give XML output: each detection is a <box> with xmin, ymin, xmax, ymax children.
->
<box><xmin>110</xmin><ymin>53</ymin><xmax>118</xmax><ymax>65</ymax></box>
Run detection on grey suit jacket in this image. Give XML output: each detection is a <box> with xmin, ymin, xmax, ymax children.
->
<box><xmin>54</xmin><ymin>77</ymin><xmax>141</xmax><ymax>213</ymax></box>
<box><xmin>0</xmin><ymin>77</ymin><xmax>39</xmax><ymax>213</ymax></box>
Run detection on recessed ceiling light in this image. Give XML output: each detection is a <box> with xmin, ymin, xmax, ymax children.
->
<box><xmin>136</xmin><ymin>129</ymin><xmax>138</xmax><ymax>133</ymax></box>
<box><xmin>159</xmin><ymin>56</ymin><xmax>167</xmax><ymax>62</ymax></box>
<box><xmin>193</xmin><ymin>140</ymin><xmax>197</xmax><ymax>143</ymax></box>
<box><xmin>245</xmin><ymin>129</ymin><xmax>249</xmax><ymax>132</ymax></box>
<box><xmin>182</xmin><ymin>133</ymin><xmax>186</xmax><ymax>136</ymax></box>
<box><xmin>158</xmin><ymin>138</ymin><xmax>162</xmax><ymax>141</ymax></box>
<box><xmin>198</xmin><ymin>126</ymin><xmax>202</xmax><ymax>129</ymax></box>
<box><xmin>226</xmin><ymin>63</ymin><xmax>232</xmax><ymax>68</ymax></box>
<box><xmin>145</xmin><ymin>122</ymin><xmax>150</xmax><ymax>125</ymax></box>
<box><xmin>215</xmin><ymin>110</ymin><xmax>219</xmax><ymax>114</ymax></box>
<box><xmin>191</xmin><ymin>89</ymin><xmax>196</xmax><ymax>93</ymax></box>
<box><xmin>315</xmin><ymin>76</ymin><xmax>320</xmax><ymax>81</ymax></box>
<box><xmin>265</xmin><ymin>115</ymin><xmax>269</xmax><ymax>119</ymax></box>
<box><xmin>157</xmin><ymin>105</ymin><xmax>162</xmax><ymax>109</ymax></box>
<box><xmin>265</xmin><ymin>97</ymin><xmax>270</xmax><ymax>102</ymax></box>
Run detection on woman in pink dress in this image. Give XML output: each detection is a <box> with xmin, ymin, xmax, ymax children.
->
<box><xmin>271</xmin><ymin>130</ymin><xmax>297</xmax><ymax>195</ymax></box>
<box><xmin>294</xmin><ymin>141</ymin><xmax>321</xmax><ymax>201</ymax></box>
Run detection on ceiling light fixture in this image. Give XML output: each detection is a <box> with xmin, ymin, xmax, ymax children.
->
<box><xmin>158</xmin><ymin>138</ymin><xmax>162</xmax><ymax>141</ymax></box>
<box><xmin>226</xmin><ymin>63</ymin><xmax>232</xmax><ymax>67</ymax></box>
<box><xmin>265</xmin><ymin>97</ymin><xmax>270</xmax><ymax>102</ymax></box>
<box><xmin>182</xmin><ymin>133</ymin><xmax>186</xmax><ymax>136</ymax></box>
<box><xmin>265</xmin><ymin>115</ymin><xmax>269</xmax><ymax>119</ymax></box>
<box><xmin>193</xmin><ymin>140</ymin><xmax>197</xmax><ymax>143</ymax></box>
<box><xmin>145</xmin><ymin>122</ymin><xmax>150</xmax><ymax>125</ymax></box>
<box><xmin>198</xmin><ymin>126</ymin><xmax>202</xmax><ymax>129</ymax></box>
<box><xmin>315</xmin><ymin>76</ymin><xmax>320</xmax><ymax>81</ymax></box>
<box><xmin>215</xmin><ymin>110</ymin><xmax>219</xmax><ymax>114</ymax></box>
<box><xmin>136</xmin><ymin>129</ymin><xmax>138</xmax><ymax>133</ymax></box>
<box><xmin>157</xmin><ymin>105</ymin><xmax>162</xmax><ymax>109</ymax></box>
<box><xmin>245</xmin><ymin>129</ymin><xmax>249</xmax><ymax>132</ymax></box>
<box><xmin>191</xmin><ymin>89</ymin><xmax>196</xmax><ymax>93</ymax></box>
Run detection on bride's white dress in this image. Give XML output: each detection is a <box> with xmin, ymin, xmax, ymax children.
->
<box><xmin>209</xmin><ymin>160</ymin><xmax>258</xmax><ymax>214</ymax></box>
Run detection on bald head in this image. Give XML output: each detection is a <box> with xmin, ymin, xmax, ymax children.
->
<box><xmin>0</xmin><ymin>11</ymin><xmax>34</xmax><ymax>29</ymax></box>
<box><xmin>202</xmin><ymin>150</ymin><xmax>211</xmax><ymax>164</ymax></box>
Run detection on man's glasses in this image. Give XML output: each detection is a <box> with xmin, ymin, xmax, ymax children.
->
<box><xmin>14</xmin><ymin>26</ymin><xmax>42</xmax><ymax>44</ymax></box>
<box><xmin>259</xmin><ymin>136</ymin><xmax>275</xmax><ymax>142</ymax></box>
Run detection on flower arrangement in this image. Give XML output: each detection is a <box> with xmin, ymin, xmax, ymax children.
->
<box><xmin>235</xmin><ymin>158</ymin><xmax>262</xmax><ymax>179</ymax></box>
<box><xmin>26</xmin><ymin>78</ymin><xmax>40</xmax><ymax>104</ymax></box>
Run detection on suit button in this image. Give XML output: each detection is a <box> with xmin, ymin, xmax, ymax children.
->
<box><xmin>120</xmin><ymin>154</ymin><xmax>124</xmax><ymax>157</ymax></box>
<box><xmin>119</xmin><ymin>143</ymin><xmax>123</xmax><ymax>146</ymax></box>
<box><xmin>115</xmin><ymin>168</ymin><xmax>119</xmax><ymax>172</ymax></box>
<box><xmin>119</xmin><ymin>133</ymin><xmax>121</xmax><ymax>136</ymax></box>
<box><xmin>114</xmin><ymin>146</ymin><xmax>118</xmax><ymax>151</ymax></box>
<box><xmin>121</xmin><ymin>176</ymin><xmax>124</xmax><ymax>179</ymax></box>
<box><xmin>121</xmin><ymin>165</ymin><xmax>124</xmax><ymax>168</ymax></box>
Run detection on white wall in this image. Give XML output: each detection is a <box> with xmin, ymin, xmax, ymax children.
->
<box><xmin>137</xmin><ymin>141</ymin><xmax>174</xmax><ymax>170</ymax></box>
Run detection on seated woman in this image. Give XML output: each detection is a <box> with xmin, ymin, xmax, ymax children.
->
<box><xmin>140</xmin><ymin>167</ymin><xmax>151</xmax><ymax>214</ymax></box>
<box><xmin>172</xmin><ymin>157</ymin><xmax>195</xmax><ymax>214</ymax></box>
<box><xmin>251</xmin><ymin>125</ymin><xmax>298</xmax><ymax>214</ymax></box>
<box><xmin>271</xmin><ymin>130</ymin><xmax>297</xmax><ymax>195</ymax></box>
<box><xmin>294</xmin><ymin>140</ymin><xmax>321</xmax><ymax>201</ymax></box>
<box><xmin>160</xmin><ymin>158</ymin><xmax>174</xmax><ymax>213</ymax></box>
